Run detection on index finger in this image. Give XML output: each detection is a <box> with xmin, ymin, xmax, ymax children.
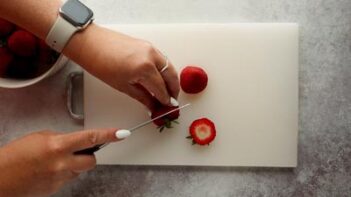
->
<box><xmin>59</xmin><ymin>128</ymin><xmax>120</xmax><ymax>152</ymax></box>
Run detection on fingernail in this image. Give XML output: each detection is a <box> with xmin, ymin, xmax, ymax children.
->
<box><xmin>115</xmin><ymin>129</ymin><xmax>131</xmax><ymax>139</ymax></box>
<box><xmin>144</xmin><ymin>107</ymin><xmax>152</xmax><ymax>116</ymax></box>
<box><xmin>170</xmin><ymin>97</ymin><xmax>179</xmax><ymax>107</ymax></box>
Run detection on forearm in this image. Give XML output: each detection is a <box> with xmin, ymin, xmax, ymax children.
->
<box><xmin>0</xmin><ymin>0</ymin><xmax>96</xmax><ymax>68</ymax></box>
<box><xmin>0</xmin><ymin>0</ymin><xmax>61</xmax><ymax>40</ymax></box>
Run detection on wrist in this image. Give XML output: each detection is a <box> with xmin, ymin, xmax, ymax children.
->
<box><xmin>62</xmin><ymin>23</ymin><xmax>100</xmax><ymax>67</ymax></box>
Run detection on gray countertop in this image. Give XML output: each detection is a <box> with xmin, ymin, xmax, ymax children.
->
<box><xmin>0</xmin><ymin>0</ymin><xmax>350</xmax><ymax>196</ymax></box>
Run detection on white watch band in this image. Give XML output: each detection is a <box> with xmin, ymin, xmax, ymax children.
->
<box><xmin>46</xmin><ymin>15</ymin><xmax>78</xmax><ymax>52</ymax></box>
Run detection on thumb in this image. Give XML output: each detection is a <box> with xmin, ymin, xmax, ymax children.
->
<box><xmin>61</xmin><ymin>128</ymin><xmax>131</xmax><ymax>152</ymax></box>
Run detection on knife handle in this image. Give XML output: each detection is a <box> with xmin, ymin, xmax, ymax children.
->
<box><xmin>74</xmin><ymin>145</ymin><xmax>102</xmax><ymax>155</ymax></box>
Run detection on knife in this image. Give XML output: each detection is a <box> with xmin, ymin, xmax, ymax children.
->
<box><xmin>74</xmin><ymin>103</ymin><xmax>191</xmax><ymax>155</ymax></box>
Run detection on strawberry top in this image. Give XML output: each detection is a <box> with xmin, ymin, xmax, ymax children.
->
<box><xmin>151</xmin><ymin>106</ymin><xmax>180</xmax><ymax>132</ymax></box>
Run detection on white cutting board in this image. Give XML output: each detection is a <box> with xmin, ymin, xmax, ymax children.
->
<box><xmin>84</xmin><ymin>24</ymin><xmax>298</xmax><ymax>167</ymax></box>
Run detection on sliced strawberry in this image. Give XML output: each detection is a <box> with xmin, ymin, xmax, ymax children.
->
<box><xmin>187</xmin><ymin>118</ymin><xmax>216</xmax><ymax>145</ymax></box>
<box><xmin>151</xmin><ymin>106</ymin><xmax>180</xmax><ymax>132</ymax></box>
<box><xmin>0</xmin><ymin>18</ymin><xmax>15</xmax><ymax>38</ymax></box>
<box><xmin>180</xmin><ymin>66</ymin><xmax>208</xmax><ymax>94</ymax></box>
<box><xmin>8</xmin><ymin>30</ymin><xmax>37</xmax><ymax>57</ymax></box>
<box><xmin>0</xmin><ymin>47</ymin><xmax>14</xmax><ymax>77</ymax></box>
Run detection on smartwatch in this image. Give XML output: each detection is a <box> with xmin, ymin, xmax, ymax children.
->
<box><xmin>46</xmin><ymin>0</ymin><xmax>94</xmax><ymax>52</ymax></box>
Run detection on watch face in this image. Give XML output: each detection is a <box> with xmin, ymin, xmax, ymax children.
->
<box><xmin>60</xmin><ymin>0</ymin><xmax>93</xmax><ymax>27</ymax></box>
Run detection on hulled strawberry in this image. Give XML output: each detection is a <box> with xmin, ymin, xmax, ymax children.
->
<box><xmin>187</xmin><ymin>118</ymin><xmax>216</xmax><ymax>145</ymax></box>
<box><xmin>0</xmin><ymin>47</ymin><xmax>14</xmax><ymax>77</ymax></box>
<box><xmin>151</xmin><ymin>106</ymin><xmax>180</xmax><ymax>132</ymax></box>
<box><xmin>0</xmin><ymin>18</ymin><xmax>15</xmax><ymax>38</ymax></box>
<box><xmin>180</xmin><ymin>66</ymin><xmax>208</xmax><ymax>94</ymax></box>
<box><xmin>8</xmin><ymin>30</ymin><xmax>37</xmax><ymax>57</ymax></box>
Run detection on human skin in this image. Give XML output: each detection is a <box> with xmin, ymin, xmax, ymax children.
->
<box><xmin>0</xmin><ymin>128</ymin><xmax>122</xmax><ymax>197</ymax></box>
<box><xmin>0</xmin><ymin>0</ymin><xmax>180</xmax><ymax>196</ymax></box>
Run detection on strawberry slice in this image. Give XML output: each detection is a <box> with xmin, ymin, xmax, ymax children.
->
<box><xmin>151</xmin><ymin>106</ymin><xmax>180</xmax><ymax>132</ymax></box>
<box><xmin>187</xmin><ymin>118</ymin><xmax>216</xmax><ymax>145</ymax></box>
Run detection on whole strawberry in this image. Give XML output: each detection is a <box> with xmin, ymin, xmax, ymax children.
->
<box><xmin>8</xmin><ymin>30</ymin><xmax>37</xmax><ymax>57</ymax></box>
<box><xmin>0</xmin><ymin>18</ymin><xmax>15</xmax><ymax>38</ymax></box>
<box><xmin>180</xmin><ymin>66</ymin><xmax>208</xmax><ymax>94</ymax></box>
<box><xmin>38</xmin><ymin>40</ymin><xmax>51</xmax><ymax>63</ymax></box>
<box><xmin>151</xmin><ymin>106</ymin><xmax>180</xmax><ymax>132</ymax></box>
<box><xmin>7</xmin><ymin>57</ymin><xmax>36</xmax><ymax>79</ymax></box>
<box><xmin>0</xmin><ymin>47</ymin><xmax>14</xmax><ymax>77</ymax></box>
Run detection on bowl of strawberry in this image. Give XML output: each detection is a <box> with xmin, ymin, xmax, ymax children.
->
<box><xmin>0</xmin><ymin>18</ymin><xmax>68</xmax><ymax>88</ymax></box>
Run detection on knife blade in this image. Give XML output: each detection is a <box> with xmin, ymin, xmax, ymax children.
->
<box><xmin>74</xmin><ymin>103</ymin><xmax>191</xmax><ymax>155</ymax></box>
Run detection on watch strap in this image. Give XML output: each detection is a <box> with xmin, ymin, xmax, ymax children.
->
<box><xmin>46</xmin><ymin>15</ymin><xmax>77</xmax><ymax>52</ymax></box>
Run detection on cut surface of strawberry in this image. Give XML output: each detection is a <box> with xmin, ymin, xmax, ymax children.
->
<box><xmin>151</xmin><ymin>106</ymin><xmax>180</xmax><ymax>132</ymax></box>
<box><xmin>187</xmin><ymin>118</ymin><xmax>216</xmax><ymax>145</ymax></box>
<box><xmin>180</xmin><ymin>66</ymin><xmax>208</xmax><ymax>94</ymax></box>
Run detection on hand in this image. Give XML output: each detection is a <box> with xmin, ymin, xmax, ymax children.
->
<box><xmin>72</xmin><ymin>25</ymin><xmax>180</xmax><ymax>111</ymax></box>
<box><xmin>0</xmin><ymin>128</ymin><xmax>128</xmax><ymax>197</ymax></box>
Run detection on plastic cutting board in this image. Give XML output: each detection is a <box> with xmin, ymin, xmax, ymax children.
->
<box><xmin>84</xmin><ymin>24</ymin><xmax>298</xmax><ymax>167</ymax></box>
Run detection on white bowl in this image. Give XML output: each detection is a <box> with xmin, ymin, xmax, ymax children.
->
<box><xmin>0</xmin><ymin>54</ymin><xmax>68</xmax><ymax>88</ymax></box>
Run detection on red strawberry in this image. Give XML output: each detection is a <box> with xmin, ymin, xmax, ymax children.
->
<box><xmin>151</xmin><ymin>106</ymin><xmax>180</xmax><ymax>132</ymax></box>
<box><xmin>7</xmin><ymin>57</ymin><xmax>36</xmax><ymax>79</ymax></box>
<box><xmin>180</xmin><ymin>66</ymin><xmax>208</xmax><ymax>94</ymax></box>
<box><xmin>0</xmin><ymin>18</ymin><xmax>15</xmax><ymax>37</ymax></box>
<box><xmin>0</xmin><ymin>47</ymin><xmax>14</xmax><ymax>77</ymax></box>
<box><xmin>37</xmin><ymin>40</ymin><xmax>54</xmax><ymax>65</ymax></box>
<box><xmin>8</xmin><ymin>30</ymin><xmax>37</xmax><ymax>57</ymax></box>
<box><xmin>36</xmin><ymin>39</ymin><xmax>59</xmax><ymax>75</ymax></box>
<box><xmin>187</xmin><ymin>118</ymin><xmax>216</xmax><ymax>145</ymax></box>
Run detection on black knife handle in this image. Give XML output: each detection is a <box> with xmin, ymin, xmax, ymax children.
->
<box><xmin>74</xmin><ymin>145</ymin><xmax>102</xmax><ymax>155</ymax></box>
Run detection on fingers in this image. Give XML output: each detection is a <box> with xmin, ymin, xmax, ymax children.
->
<box><xmin>59</xmin><ymin>128</ymin><xmax>122</xmax><ymax>152</ymax></box>
<box><xmin>62</xmin><ymin>171</ymin><xmax>80</xmax><ymax>181</ymax></box>
<box><xmin>138</xmin><ymin>67</ymin><xmax>172</xmax><ymax>106</ymax></box>
<box><xmin>153</xmin><ymin>50</ymin><xmax>180</xmax><ymax>99</ymax></box>
<box><xmin>124</xmin><ymin>84</ymin><xmax>157</xmax><ymax>111</ymax></box>
<box><xmin>69</xmin><ymin>155</ymin><xmax>97</xmax><ymax>172</ymax></box>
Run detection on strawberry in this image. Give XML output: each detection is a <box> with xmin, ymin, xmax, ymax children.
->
<box><xmin>38</xmin><ymin>41</ymin><xmax>52</xmax><ymax>64</ymax></box>
<box><xmin>180</xmin><ymin>66</ymin><xmax>208</xmax><ymax>94</ymax></box>
<box><xmin>7</xmin><ymin>57</ymin><xmax>36</xmax><ymax>79</ymax></box>
<box><xmin>151</xmin><ymin>106</ymin><xmax>180</xmax><ymax>132</ymax></box>
<box><xmin>8</xmin><ymin>30</ymin><xmax>37</xmax><ymax>57</ymax></box>
<box><xmin>0</xmin><ymin>18</ymin><xmax>15</xmax><ymax>38</ymax></box>
<box><xmin>187</xmin><ymin>118</ymin><xmax>216</xmax><ymax>145</ymax></box>
<box><xmin>0</xmin><ymin>47</ymin><xmax>14</xmax><ymax>77</ymax></box>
